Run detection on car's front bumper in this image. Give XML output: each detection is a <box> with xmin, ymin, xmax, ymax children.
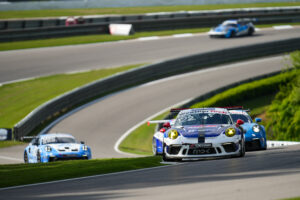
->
<box><xmin>164</xmin><ymin>137</ymin><xmax>241</xmax><ymax>159</ymax></box>
<box><xmin>43</xmin><ymin>151</ymin><xmax>91</xmax><ymax>162</ymax></box>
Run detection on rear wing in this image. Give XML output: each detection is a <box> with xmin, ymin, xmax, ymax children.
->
<box><xmin>21</xmin><ymin>136</ymin><xmax>37</xmax><ymax>141</ymax></box>
<box><xmin>222</xmin><ymin>106</ymin><xmax>250</xmax><ymax>113</ymax></box>
<box><xmin>147</xmin><ymin>120</ymin><xmax>171</xmax><ymax>126</ymax></box>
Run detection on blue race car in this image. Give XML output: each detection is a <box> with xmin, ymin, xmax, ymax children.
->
<box><xmin>208</xmin><ymin>19</ymin><xmax>255</xmax><ymax>38</ymax></box>
<box><xmin>229</xmin><ymin>110</ymin><xmax>267</xmax><ymax>151</ymax></box>
<box><xmin>24</xmin><ymin>133</ymin><xmax>92</xmax><ymax>163</ymax></box>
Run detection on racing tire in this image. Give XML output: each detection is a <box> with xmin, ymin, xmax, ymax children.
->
<box><xmin>24</xmin><ymin>151</ymin><xmax>28</xmax><ymax>163</ymax></box>
<box><xmin>229</xmin><ymin>31</ymin><xmax>236</xmax><ymax>38</ymax></box>
<box><xmin>152</xmin><ymin>138</ymin><xmax>158</xmax><ymax>156</ymax></box>
<box><xmin>37</xmin><ymin>151</ymin><xmax>41</xmax><ymax>163</ymax></box>
<box><xmin>248</xmin><ymin>28</ymin><xmax>254</xmax><ymax>36</ymax></box>
<box><xmin>239</xmin><ymin>138</ymin><xmax>246</xmax><ymax>157</ymax></box>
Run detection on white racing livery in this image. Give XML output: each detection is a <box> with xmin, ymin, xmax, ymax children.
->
<box><xmin>150</xmin><ymin>108</ymin><xmax>245</xmax><ymax>161</ymax></box>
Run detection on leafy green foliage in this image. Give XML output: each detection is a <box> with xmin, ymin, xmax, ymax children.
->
<box><xmin>266</xmin><ymin>51</ymin><xmax>300</xmax><ymax>141</ymax></box>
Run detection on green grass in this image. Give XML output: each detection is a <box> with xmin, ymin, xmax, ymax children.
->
<box><xmin>282</xmin><ymin>198</ymin><xmax>300</xmax><ymax>200</ymax></box>
<box><xmin>1</xmin><ymin>3</ymin><xmax>300</xmax><ymax>19</ymax></box>
<box><xmin>0</xmin><ymin>64</ymin><xmax>143</xmax><ymax>129</ymax></box>
<box><xmin>0</xmin><ymin>28</ymin><xmax>210</xmax><ymax>51</ymax></box>
<box><xmin>0</xmin><ymin>156</ymin><xmax>163</xmax><ymax>188</ymax></box>
<box><xmin>0</xmin><ymin>140</ymin><xmax>26</xmax><ymax>148</ymax></box>
<box><xmin>119</xmin><ymin>112</ymin><xmax>169</xmax><ymax>155</ymax></box>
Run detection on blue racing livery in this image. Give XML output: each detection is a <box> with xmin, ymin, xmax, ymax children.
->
<box><xmin>208</xmin><ymin>19</ymin><xmax>255</xmax><ymax>38</ymax></box>
<box><xmin>229</xmin><ymin>110</ymin><xmax>267</xmax><ymax>150</ymax></box>
<box><xmin>24</xmin><ymin>133</ymin><xmax>92</xmax><ymax>163</ymax></box>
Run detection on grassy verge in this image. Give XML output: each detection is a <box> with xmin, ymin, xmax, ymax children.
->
<box><xmin>0</xmin><ymin>27</ymin><xmax>210</xmax><ymax>51</ymax></box>
<box><xmin>0</xmin><ymin>64</ymin><xmax>143</xmax><ymax>129</ymax></box>
<box><xmin>0</xmin><ymin>140</ymin><xmax>26</xmax><ymax>148</ymax></box>
<box><xmin>119</xmin><ymin>112</ymin><xmax>168</xmax><ymax>155</ymax></box>
<box><xmin>0</xmin><ymin>156</ymin><xmax>163</xmax><ymax>188</ymax></box>
<box><xmin>1</xmin><ymin>3</ymin><xmax>300</xmax><ymax>19</ymax></box>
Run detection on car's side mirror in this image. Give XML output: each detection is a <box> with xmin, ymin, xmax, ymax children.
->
<box><xmin>163</xmin><ymin>122</ymin><xmax>171</xmax><ymax>128</ymax></box>
<box><xmin>236</xmin><ymin>119</ymin><xmax>244</xmax><ymax>126</ymax></box>
<box><xmin>80</xmin><ymin>141</ymin><xmax>85</xmax><ymax>144</ymax></box>
<box><xmin>255</xmin><ymin>118</ymin><xmax>262</xmax><ymax>123</ymax></box>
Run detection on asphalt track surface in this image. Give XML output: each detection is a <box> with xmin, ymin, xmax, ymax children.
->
<box><xmin>0</xmin><ymin>27</ymin><xmax>300</xmax><ymax>83</ymax></box>
<box><xmin>1</xmin><ymin>145</ymin><xmax>300</xmax><ymax>200</ymax></box>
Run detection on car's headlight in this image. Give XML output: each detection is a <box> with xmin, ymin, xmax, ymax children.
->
<box><xmin>168</xmin><ymin>129</ymin><xmax>178</xmax><ymax>140</ymax></box>
<box><xmin>82</xmin><ymin>145</ymin><xmax>88</xmax><ymax>151</ymax></box>
<box><xmin>225</xmin><ymin>128</ymin><xmax>236</xmax><ymax>137</ymax></box>
<box><xmin>45</xmin><ymin>146</ymin><xmax>52</xmax><ymax>152</ymax></box>
<box><xmin>252</xmin><ymin>125</ymin><xmax>260</xmax><ymax>133</ymax></box>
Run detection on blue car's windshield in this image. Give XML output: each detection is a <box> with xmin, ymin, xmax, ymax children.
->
<box><xmin>174</xmin><ymin>112</ymin><xmax>232</xmax><ymax>126</ymax></box>
<box><xmin>231</xmin><ymin>114</ymin><xmax>252</xmax><ymax>123</ymax></box>
<box><xmin>42</xmin><ymin>137</ymin><xmax>76</xmax><ymax>145</ymax></box>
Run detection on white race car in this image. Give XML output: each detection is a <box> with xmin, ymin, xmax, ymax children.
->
<box><xmin>150</xmin><ymin>108</ymin><xmax>245</xmax><ymax>161</ymax></box>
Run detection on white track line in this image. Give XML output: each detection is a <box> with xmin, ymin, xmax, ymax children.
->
<box><xmin>114</xmin><ymin>98</ymin><xmax>193</xmax><ymax>156</ymax></box>
<box><xmin>138</xmin><ymin>36</ymin><xmax>160</xmax><ymax>41</ymax></box>
<box><xmin>273</xmin><ymin>25</ymin><xmax>293</xmax><ymax>30</ymax></box>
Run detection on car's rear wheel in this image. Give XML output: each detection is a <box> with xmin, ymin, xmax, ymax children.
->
<box><xmin>248</xmin><ymin>27</ymin><xmax>254</xmax><ymax>36</ymax></box>
<box><xmin>24</xmin><ymin>151</ymin><xmax>28</xmax><ymax>163</ymax></box>
<box><xmin>37</xmin><ymin>151</ymin><xmax>41</xmax><ymax>163</ymax></box>
<box><xmin>230</xmin><ymin>31</ymin><xmax>236</xmax><ymax>38</ymax></box>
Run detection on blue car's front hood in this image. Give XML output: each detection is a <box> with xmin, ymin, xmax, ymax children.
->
<box><xmin>214</xmin><ymin>25</ymin><xmax>228</xmax><ymax>32</ymax></box>
<box><xmin>177</xmin><ymin>125</ymin><xmax>227</xmax><ymax>138</ymax></box>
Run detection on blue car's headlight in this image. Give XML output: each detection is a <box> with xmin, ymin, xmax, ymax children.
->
<box><xmin>45</xmin><ymin>146</ymin><xmax>52</xmax><ymax>152</ymax></box>
<box><xmin>252</xmin><ymin>125</ymin><xmax>260</xmax><ymax>133</ymax></box>
<box><xmin>82</xmin><ymin>145</ymin><xmax>88</xmax><ymax>151</ymax></box>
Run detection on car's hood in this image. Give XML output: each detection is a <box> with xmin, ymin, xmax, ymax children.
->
<box><xmin>214</xmin><ymin>25</ymin><xmax>228</xmax><ymax>32</ymax></box>
<box><xmin>47</xmin><ymin>143</ymin><xmax>81</xmax><ymax>151</ymax></box>
<box><xmin>241</xmin><ymin>123</ymin><xmax>255</xmax><ymax>131</ymax></box>
<box><xmin>177</xmin><ymin>125</ymin><xmax>228</xmax><ymax>138</ymax></box>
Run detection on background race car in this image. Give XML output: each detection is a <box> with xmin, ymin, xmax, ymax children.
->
<box><xmin>229</xmin><ymin>110</ymin><xmax>267</xmax><ymax>150</ymax></box>
<box><xmin>208</xmin><ymin>19</ymin><xmax>255</xmax><ymax>38</ymax></box>
<box><xmin>150</xmin><ymin>108</ymin><xmax>245</xmax><ymax>161</ymax></box>
<box><xmin>24</xmin><ymin>133</ymin><xmax>92</xmax><ymax>163</ymax></box>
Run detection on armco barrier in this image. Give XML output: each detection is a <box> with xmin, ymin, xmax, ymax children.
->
<box><xmin>1</xmin><ymin>7</ymin><xmax>300</xmax><ymax>42</ymax></box>
<box><xmin>13</xmin><ymin>37</ymin><xmax>300</xmax><ymax>139</ymax></box>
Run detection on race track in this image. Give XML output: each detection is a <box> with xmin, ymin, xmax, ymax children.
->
<box><xmin>1</xmin><ymin>144</ymin><xmax>300</xmax><ymax>200</ymax></box>
<box><xmin>0</xmin><ymin>27</ymin><xmax>298</xmax><ymax>164</ymax></box>
<box><xmin>0</xmin><ymin>27</ymin><xmax>299</xmax><ymax>83</ymax></box>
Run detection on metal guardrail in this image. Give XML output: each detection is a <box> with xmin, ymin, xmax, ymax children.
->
<box><xmin>13</xmin><ymin>36</ymin><xmax>300</xmax><ymax>139</ymax></box>
<box><xmin>1</xmin><ymin>7</ymin><xmax>300</xmax><ymax>42</ymax></box>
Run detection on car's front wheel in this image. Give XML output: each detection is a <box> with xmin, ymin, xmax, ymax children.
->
<box><xmin>24</xmin><ymin>151</ymin><xmax>28</xmax><ymax>163</ymax></box>
<box><xmin>152</xmin><ymin>138</ymin><xmax>158</xmax><ymax>156</ymax></box>
<box><xmin>248</xmin><ymin>27</ymin><xmax>254</xmax><ymax>36</ymax></box>
<box><xmin>239</xmin><ymin>138</ymin><xmax>246</xmax><ymax>157</ymax></box>
<box><xmin>36</xmin><ymin>151</ymin><xmax>41</xmax><ymax>163</ymax></box>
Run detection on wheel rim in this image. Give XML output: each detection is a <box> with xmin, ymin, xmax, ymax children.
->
<box><xmin>37</xmin><ymin>152</ymin><xmax>41</xmax><ymax>163</ymax></box>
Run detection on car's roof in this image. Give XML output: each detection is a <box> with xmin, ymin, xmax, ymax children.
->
<box><xmin>222</xmin><ymin>20</ymin><xmax>238</xmax><ymax>25</ymax></box>
<box><xmin>39</xmin><ymin>133</ymin><xmax>75</xmax><ymax>139</ymax></box>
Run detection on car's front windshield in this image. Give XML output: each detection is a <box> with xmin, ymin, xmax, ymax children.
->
<box><xmin>174</xmin><ymin>112</ymin><xmax>232</xmax><ymax>126</ymax></box>
<box><xmin>231</xmin><ymin>114</ymin><xmax>252</xmax><ymax>123</ymax></box>
<box><xmin>42</xmin><ymin>137</ymin><xmax>76</xmax><ymax>145</ymax></box>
